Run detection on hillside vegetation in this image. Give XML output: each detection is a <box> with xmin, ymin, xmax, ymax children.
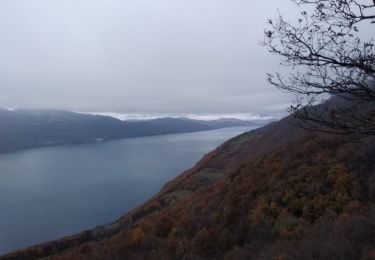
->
<box><xmin>3</xmin><ymin>103</ymin><xmax>374</xmax><ymax>259</ymax></box>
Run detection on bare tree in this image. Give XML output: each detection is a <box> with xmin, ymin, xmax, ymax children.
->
<box><xmin>263</xmin><ymin>0</ymin><xmax>375</xmax><ymax>136</ymax></box>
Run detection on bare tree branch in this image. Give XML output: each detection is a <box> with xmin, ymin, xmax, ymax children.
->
<box><xmin>263</xmin><ymin>0</ymin><xmax>375</xmax><ymax>136</ymax></box>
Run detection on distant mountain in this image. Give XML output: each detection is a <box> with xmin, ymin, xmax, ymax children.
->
<box><xmin>206</xmin><ymin>118</ymin><xmax>274</xmax><ymax>128</ymax></box>
<box><xmin>4</xmin><ymin>98</ymin><xmax>373</xmax><ymax>259</ymax></box>
<box><xmin>0</xmin><ymin>109</ymin><xmax>260</xmax><ymax>153</ymax></box>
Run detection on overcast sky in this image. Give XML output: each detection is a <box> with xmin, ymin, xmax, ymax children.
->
<box><xmin>0</xmin><ymin>0</ymin><xmax>299</xmax><ymax>116</ymax></box>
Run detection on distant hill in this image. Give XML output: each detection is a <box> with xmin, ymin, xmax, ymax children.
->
<box><xmin>0</xmin><ymin>109</ymin><xmax>259</xmax><ymax>153</ymax></box>
<box><xmin>4</xmin><ymin>98</ymin><xmax>374</xmax><ymax>259</ymax></box>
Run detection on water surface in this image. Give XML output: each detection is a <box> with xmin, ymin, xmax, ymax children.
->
<box><xmin>0</xmin><ymin>126</ymin><xmax>256</xmax><ymax>254</ymax></box>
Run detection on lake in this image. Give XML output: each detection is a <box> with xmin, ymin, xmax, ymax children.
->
<box><xmin>0</xmin><ymin>126</ymin><xmax>256</xmax><ymax>254</ymax></box>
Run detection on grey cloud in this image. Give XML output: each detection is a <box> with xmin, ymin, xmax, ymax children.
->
<box><xmin>0</xmin><ymin>0</ymin><xmax>299</xmax><ymax>115</ymax></box>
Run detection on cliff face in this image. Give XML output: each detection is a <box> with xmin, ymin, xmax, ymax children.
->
<box><xmin>3</xmin><ymin>114</ymin><xmax>375</xmax><ymax>260</ymax></box>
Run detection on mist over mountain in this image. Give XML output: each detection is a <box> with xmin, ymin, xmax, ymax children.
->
<box><xmin>0</xmin><ymin>108</ymin><xmax>261</xmax><ymax>153</ymax></box>
<box><xmin>0</xmin><ymin>0</ymin><xmax>373</xmax><ymax>258</ymax></box>
<box><xmin>89</xmin><ymin>112</ymin><xmax>279</xmax><ymax>122</ymax></box>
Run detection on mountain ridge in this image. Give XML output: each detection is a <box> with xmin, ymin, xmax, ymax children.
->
<box><xmin>0</xmin><ymin>108</ymin><xmax>260</xmax><ymax>154</ymax></box>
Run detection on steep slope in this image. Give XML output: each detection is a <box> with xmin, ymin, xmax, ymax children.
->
<box><xmin>0</xmin><ymin>109</ymin><xmax>256</xmax><ymax>153</ymax></box>
<box><xmin>4</xmin><ymin>110</ymin><xmax>374</xmax><ymax>259</ymax></box>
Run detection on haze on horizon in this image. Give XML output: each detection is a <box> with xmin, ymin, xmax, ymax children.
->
<box><xmin>0</xmin><ymin>0</ymin><xmax>299</xmax><ymax>116</ymax></box>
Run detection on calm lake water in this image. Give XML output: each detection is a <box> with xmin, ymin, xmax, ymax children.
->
<box><xmin>0</xmin><ymin>126</ymin><xmax>256</xmax><ymax>254</ymax></box>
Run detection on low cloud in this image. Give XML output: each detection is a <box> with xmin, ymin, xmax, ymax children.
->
<box><xmin>0</xmin><ymin>0</ymin><xmax>298</xmax><ymax>115</ymax></box>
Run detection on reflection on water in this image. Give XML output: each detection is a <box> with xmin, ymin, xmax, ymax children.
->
<box><xmin>0</xmin><ymin>126</ymin><xmax>256</xmax><ymax>254</ymax></box>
